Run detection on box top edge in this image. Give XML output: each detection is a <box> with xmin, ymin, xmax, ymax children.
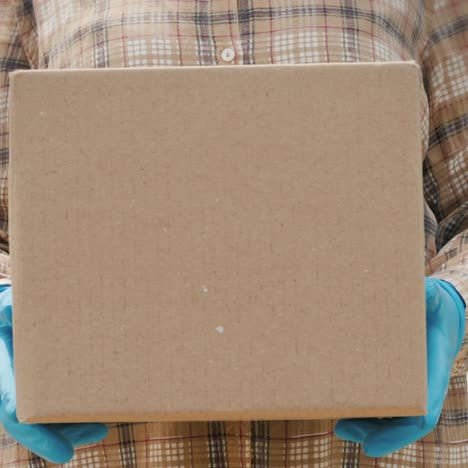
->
<box><xmin>9</xmin><ymin>60</ymin><xmax>419</xmax><ymax>78</ymax></box>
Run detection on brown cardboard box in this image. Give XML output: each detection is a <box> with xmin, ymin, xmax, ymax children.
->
<box><xmin>9</xmin><ymin>62</ymin><xmax>427</xmax><ymax>423</ymax></box>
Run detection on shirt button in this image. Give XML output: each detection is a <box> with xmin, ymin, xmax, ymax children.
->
<box><xmin>221</xmin><ymin>47</ymin><xmax>236</xmax><ymax>63</ymax></box>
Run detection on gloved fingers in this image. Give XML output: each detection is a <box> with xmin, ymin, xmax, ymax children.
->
<box><xmin>361</xmin><ymin>417</ymin><xmax>426</xmax><ymax>458</ymax></box>
<box><xmin>335</xmin><ymin>418</ymin><xmax>386</xmax><ymax>444</ymax></box>
<box><xmin>0</xmin><ymin>336</ymin><xmax>17</xmax><ymax>420</ymax></box>
<box><xmin>53</xmin><ymin>423</ymin><xmax>109</xmax><ymax>446</ymax></box>
<box><xmin>2</xmin><ymin>420</ymin><xmax>74</xmax><ymax>464</ymax></box>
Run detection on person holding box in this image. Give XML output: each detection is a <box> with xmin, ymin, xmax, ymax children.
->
<box><xmin>0</xmin><ymin>0</ymin><xmax>466</xmax><ymax>466</ymax></box>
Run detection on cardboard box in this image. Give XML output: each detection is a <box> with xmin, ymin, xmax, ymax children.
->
<box><xmin>9</xmin><ymin>63</ymin><xmax>426</xmax><ymax>423</ymax></box>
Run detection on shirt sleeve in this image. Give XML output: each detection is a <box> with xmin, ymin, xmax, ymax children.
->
<box><xmin>0</xmin><ymin>1</ymin><xmax>32</xmax><ymax>285</ymax></box>
<box><xmin>422</xmin><ymin>0</ymin><xmax>468</xmax><ymax>376</ymax></box>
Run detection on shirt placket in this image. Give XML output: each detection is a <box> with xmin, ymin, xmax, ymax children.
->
<box><xmin>210</xmin><ymin>0</ymin><xmax>242</xmax><ymax>65</ymax></box>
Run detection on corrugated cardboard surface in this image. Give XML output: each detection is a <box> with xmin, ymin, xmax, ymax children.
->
<box><xmin>9</xmin><ymin>63</ymin><xmax>427</xmax><ymax>423</ymax></box>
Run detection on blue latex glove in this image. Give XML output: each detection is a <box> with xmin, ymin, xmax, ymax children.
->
<box><xmin>0</xmin><ymin>285</ymin><xmax>108</xmax><ymax>464</ymax></box>
<box><xmin>335</xmin><ymin>277</ymin><xmax>466</xmax><ymax>457</ymax></box>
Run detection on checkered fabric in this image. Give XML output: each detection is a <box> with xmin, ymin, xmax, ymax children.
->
<box><xmin>0</xmin><ymin>0</ymin><xmax>467</xmax><ymax>466</ymax></box>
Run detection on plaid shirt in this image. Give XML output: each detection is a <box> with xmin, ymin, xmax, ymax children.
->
<box><xmin>0</xmin><ymin>0</ymin><xmax>467</xmax><ymax>466</ymax></box>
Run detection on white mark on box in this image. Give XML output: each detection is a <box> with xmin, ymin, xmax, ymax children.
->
<box><xmin>215</xmin><ymin>326</ymin><xmax>224</xmax><ymax>334</ymax></box>
<box><xmin>201</xmin><ymin>285</ymin><xmax>209</xmax><ymax>293</ymax></box>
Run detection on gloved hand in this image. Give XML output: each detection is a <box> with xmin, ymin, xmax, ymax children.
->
<box><xmin>0</xmin><ymin>285</ymin><xmax>108</xmax><ymax>464</ymax></box>
<box><xmin>335</xmin><ymin>277</ymin><xmax>466</xmax><ymax>457</ymax></box>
